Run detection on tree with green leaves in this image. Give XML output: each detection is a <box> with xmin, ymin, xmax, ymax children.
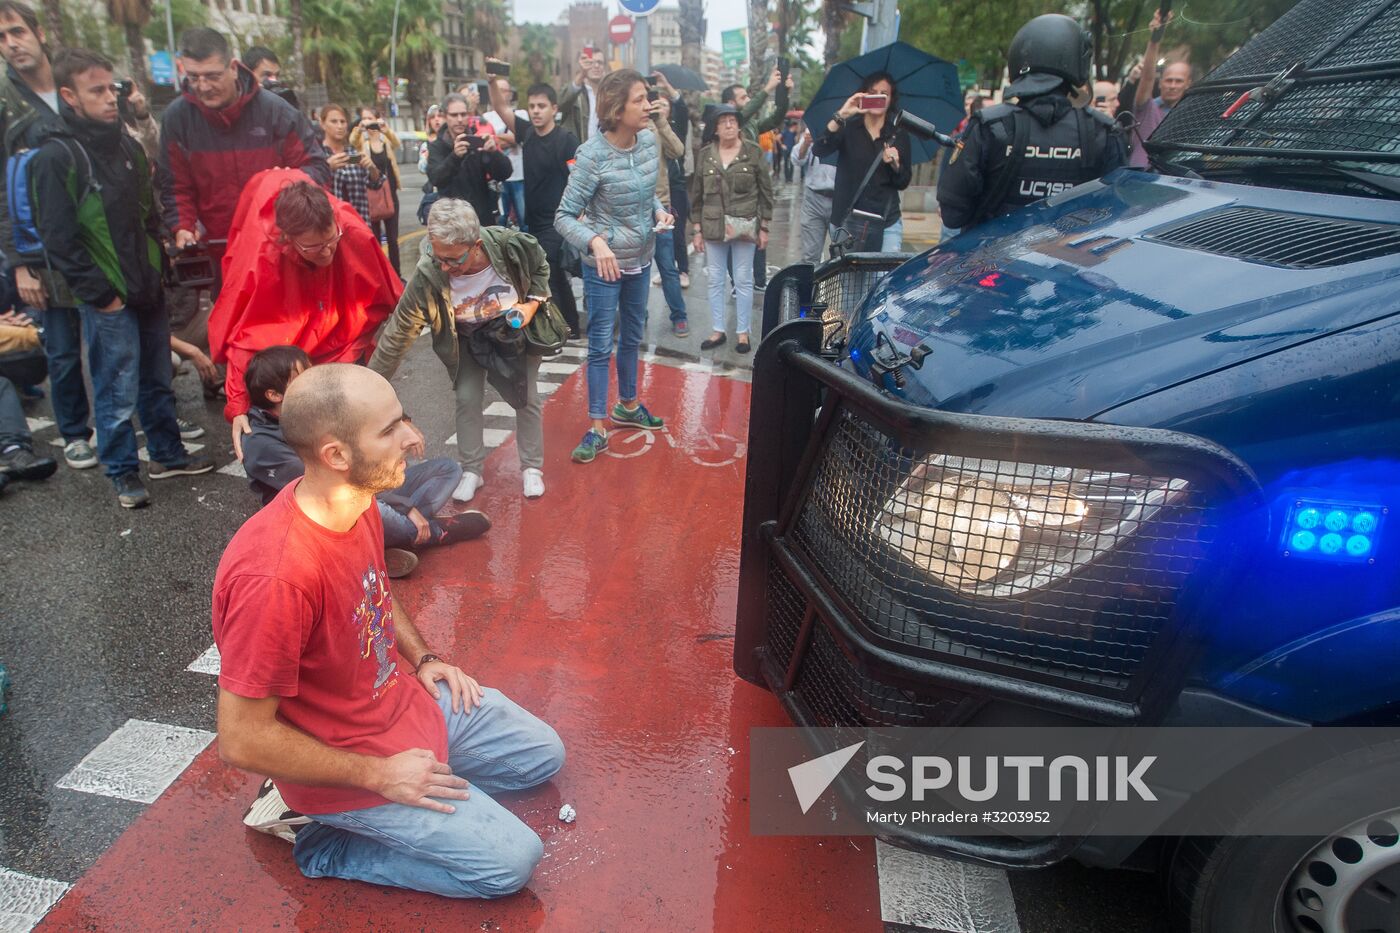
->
<box><xmin>367</xmin><ymin>0</ymin><xmax>442</xmax><ymax>118</ymax></box>
<box><xmin>302</xmin><ymin>0</ymin><xmax>363</xmax><ymax>104</ymax></box>
<box><xmin>107</xmin><ymin>0</ymin><xmax>154</xmax><ymax>92</ymax></box>
<box><xmin>512</xmin><ymin>23</ymin><xmax>557</xmax><ymax>91</ymax></box>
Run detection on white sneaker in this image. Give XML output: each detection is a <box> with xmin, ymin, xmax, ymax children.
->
<box><xmin>679</xmin><ymin>272</ymin><xmax>690</xmax><ymax>289</ymax></box>
<box><xmin>242</xmin><ymin>779</ymin><xmax>311</xmax><ymax>844</ymax></box>
<box><xmin>522</xmin><ymin>468</ymin><xmax>545</xmax><ymax>499</ymax></box>
<box><xmin>452</xmin><ymin>471</ymin><xmax>483</xmax><ymax>502</ymax></box>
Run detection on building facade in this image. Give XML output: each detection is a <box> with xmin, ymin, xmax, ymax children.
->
<box><xmin>649</xmin><ymin>7</ymin><xmax>682</xmax><ymax>67</ymax></box>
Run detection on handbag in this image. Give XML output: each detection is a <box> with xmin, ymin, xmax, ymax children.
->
<box><xmin>366</xmin><ymin>179</ymin><xmax>395</xmax><ymax>222</ymax></box>
<box><xmin>717</xmin><ymin>156</ymin><xmax>758</xmax><ymax>243</ymax></box>
<box><xmin>523</xmin><ymin>299</ymin><xmax>569</xmax><ymax>356</ymax></box>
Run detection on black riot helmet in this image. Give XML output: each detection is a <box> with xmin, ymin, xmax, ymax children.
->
<box><xmin>1006</xmin><ymin>14</ymin><xmax>1093</xmax><ymax>99</ymax></box>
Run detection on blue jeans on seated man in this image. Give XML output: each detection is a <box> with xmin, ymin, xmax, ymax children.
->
<box><xmin>34</xmin><ymin>305</ymin><xmax>90</xmax><ymax>443</ymax></box>
<box><xmin>652</xmin><ymin>227</ymin><xmax>687</xmax><ymax>324</ymax></box>
<box><xmin>377</xmin><ymin>457</ymin><xmax>465</xmax><ymax>550</ymax></box>
<box><xmin>81</xmin><ymin>302</ymin><xmax>189</xmax><ymax>480</ymax></box>
<box><xmin>294</xmin><ymin>686</ymin><xmax>565</xmax><ymax>898</ymax></box>
<box><xmin>582</xmin><ymin>263</ymin><xmax>650</xmax><ymax>421</ymax></box>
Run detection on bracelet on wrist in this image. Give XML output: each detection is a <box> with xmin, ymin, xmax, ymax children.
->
<box><xmin>415</xmin><ymin>653</ymin><xmax>442</xmax><ymax>671</ymax></box>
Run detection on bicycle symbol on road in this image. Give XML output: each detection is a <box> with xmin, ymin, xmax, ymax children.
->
<box><xmin>603</xmin><ymin>426</ymin><xmax>747</xmax><ymax>468</ymax></box>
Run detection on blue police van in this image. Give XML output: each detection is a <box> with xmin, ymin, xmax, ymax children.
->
<box><xmin>737</xmin><ymin>1</ymin><xmax>1400</xmax><ymax>929</ymax></box>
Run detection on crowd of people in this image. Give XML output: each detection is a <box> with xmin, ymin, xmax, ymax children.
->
<box><xmin>0</xmin><ymin>0</ymin><xmax>1210</xmax><ymax>901</ymax></box>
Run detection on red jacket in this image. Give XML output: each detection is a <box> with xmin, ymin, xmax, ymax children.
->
<box><xmin>156</xmin><ymin>64</ymin><xmax>330</xmax><ymax>242</ymax></box>
<box><xmin>209</xmin><ymin>168</ymin><xmax>402</xmax><ymax>422</ymax></box>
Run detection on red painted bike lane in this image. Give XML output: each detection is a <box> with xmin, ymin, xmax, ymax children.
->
<box><xmin>40</xmin><ymin>363</ymin><xmax>882</xmax><ymax>932</ymax></box>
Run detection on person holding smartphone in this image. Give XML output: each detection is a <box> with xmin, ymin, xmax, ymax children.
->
<box><xmin>560</xmin><ymin>46</ymin><xmax>607</xmax><ymax>143</ymax></box>
<box><xmin>320</xmin><ymin>104</ymin><xmax>382</xmax><ymax>227</ymax></box>
<box><xmin>814</xmin><ymin>71</ymin><xmax>912</xmax><ymax>253</ymax></box>
<box><xmin>554</xmin><ymin>70</ymin><xmax>673</xmax><ymax>465</ymax></box>
<box><xmin>352</xmin><ymin>107</ymin><xmax>403</xmax><ymax>274</ymax></box>
<box><xmin>426</xmin><ymin>92</ymin><xmax>513</xmax><ymax>227</ymax></box>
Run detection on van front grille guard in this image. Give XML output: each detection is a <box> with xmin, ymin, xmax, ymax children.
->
<box><xmin>760</xmin><ymin>253</ymin><xmax>909</xmax><ymax>356</ymax></box>
<box><xmin>735</xmin><ymin>320</ymin><xmax>1263</xmax><ymax>865</ymax></box>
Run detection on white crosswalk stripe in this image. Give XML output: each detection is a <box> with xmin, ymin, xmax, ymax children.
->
<box><xmin>187</xmin><ymin>644</ymin><xmax>221</xmax><ymax>675</ymax></box>
<box><xmin>876</xmin><ymin>840</ymin><xmax>1021</xmax><ymax>933</ymax></box>
<box><xmin>55</xmin><ymin>720</ymin><xmax>215</xmax><ymax>805</ymax></box>
<box><xmin>0</xmin><ymin>866</ymin><xmax>70</xmax><ymax>933</ymax></box>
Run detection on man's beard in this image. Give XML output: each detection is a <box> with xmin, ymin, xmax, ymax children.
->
<box><xmin>346</xmin><ymin>444</ymin><xmax>404</xmax><ymax>495</ymax></box>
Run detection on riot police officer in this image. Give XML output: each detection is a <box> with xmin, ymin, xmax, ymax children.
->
<box><xmin>937</xmin><ymin>14</ymin><xmax>1124</xmax><ymax>239</ymax></box>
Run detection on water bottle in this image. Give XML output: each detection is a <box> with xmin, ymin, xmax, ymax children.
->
<box><xmin>505</xmin><ymin>307</ymin><xmax>525</xmax><ymax>328</ymax></box>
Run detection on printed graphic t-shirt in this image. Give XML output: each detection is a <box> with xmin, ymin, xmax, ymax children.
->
<box><xmin>450</xmin><ymin>264</ymin><xmax>518</xmax><ymax>327</ymax></box>
<box><xmin>212</xmin><ymin>480</ymin><xmax>448</xmax><ymax>815</ymax></box>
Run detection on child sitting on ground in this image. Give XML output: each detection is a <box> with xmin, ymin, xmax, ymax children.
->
<box><xmin>240</xmin><ymin>346</ymin><xmax>489</xmax><ymax>577</ymax></box>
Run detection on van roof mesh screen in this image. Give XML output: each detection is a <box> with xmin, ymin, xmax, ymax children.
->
<box><xmin>1148</xmin><ymin>0</ymin><xmax>1400</xmax><ymax>175</ymax></box>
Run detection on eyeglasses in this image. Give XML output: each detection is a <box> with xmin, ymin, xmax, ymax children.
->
<box><xmin>427</xmin><ymin>241</ymin><xmax>481</xmax><ymax>269</ymax></box>
<box><xmin>292</xmin><ymin>226</ymin><xmax>343</xmax><ymax>256</ymax></box>
<box><xmin>184</xmin><ymin>65</ymin><xmax>232</xmax><ymax>86</ymax></box>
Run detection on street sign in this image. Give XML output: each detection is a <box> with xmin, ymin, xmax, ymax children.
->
<box><xmin>618</xmin><ymin>0</ymin><xmax>660</xmax><ymax>16</ymax></box>
<box><xmin>721</xmin><ymin>28</ymin><xmax>747</xmax><ymax>68</ymax></box>
<box><xmin>150</xmin><ymin>50</ymin><xmax>175</xmax><ymax>86</ymax></box>
<box><xmin>609</xmin><ymin>14</ymin><xmax>634</xmax><ymax>45</ymax></box>
<box><xmin>376</xmin><ymin>76</ymin><xmax>391</xmax><ymax>98</ymax></box>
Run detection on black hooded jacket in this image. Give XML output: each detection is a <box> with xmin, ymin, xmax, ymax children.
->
<box><xmin>29</xmin><ymin>109</ymin><xmax>163</xmax><ymax>310</ymax></box>
<box><xmin>425</xmin><ymin>125</ymin><xmax>513</xmax><ymax>225</ymax></box>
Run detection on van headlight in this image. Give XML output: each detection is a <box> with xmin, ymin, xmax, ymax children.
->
<box><xmin>874</xmin><ymin>456</ymin><xmax>1189</xmax><ymax>597</ymax></box>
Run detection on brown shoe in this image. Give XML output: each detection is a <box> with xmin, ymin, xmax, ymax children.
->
<box><xmin>385</xmin><ymin>548</ymin><xmax>419</xmax><ymax>578</ymax></box>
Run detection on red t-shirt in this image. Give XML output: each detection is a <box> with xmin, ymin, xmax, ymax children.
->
<box><xmin>212</xmin><ymin>480</ymin><xmax>448</xmax><ymax>815</ymax></box>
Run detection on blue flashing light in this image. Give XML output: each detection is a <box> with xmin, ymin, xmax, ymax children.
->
<box><xmin>1346</xmin><ymin>534</ymin><xmax>1372</xmax><ymax>557</ymax></box>
<box><xmin>849</xmin><ymin>348</ymin><xmax>861</xmax><ymax>361</ymax></box>
<box><xmin>1294</xmin><ymin>508</ymin><xmax>1321</xmax><ymax>529</ymax></box>
<box><xmin>1282</xmin><ymin>498</ymin><xmax>1386</xmax><ymax>564</ymax></box>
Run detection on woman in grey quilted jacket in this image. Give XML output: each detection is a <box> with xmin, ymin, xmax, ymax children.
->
<box><xmin>554</xmin><ymin>70</ymin><xmax>675</xmax><ymax>465</ymax></box>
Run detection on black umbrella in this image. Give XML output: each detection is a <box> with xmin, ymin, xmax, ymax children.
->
<box><xmin>805</xmin><ymin>41</ymin><xmax>963</xmax><ymax>164</ymax></box>
<box><xmin>653</xmin><ymin>63</ymin><xmax>708</xmax><ymax>92</ymax></box>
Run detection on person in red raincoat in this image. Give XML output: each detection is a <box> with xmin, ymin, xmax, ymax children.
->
<box><xmin>209</xmin><ymin>168</ymin><xmax>401</xmax><ymax>458</ymax></box>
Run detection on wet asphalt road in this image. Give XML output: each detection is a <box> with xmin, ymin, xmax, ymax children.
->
<box><xmin>0</xmin><ymin>165</ymin><xmax>1171</xmax><ymax>932</ymax></box>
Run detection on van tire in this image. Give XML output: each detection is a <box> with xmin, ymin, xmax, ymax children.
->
<box><xmin>1166</xmin><ymin>740</ymin><xmax>1400</xmax><ymax>933</ymax></box>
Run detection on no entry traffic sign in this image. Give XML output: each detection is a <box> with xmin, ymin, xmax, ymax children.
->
<box><xmin>609</xmin><ymin>14</ymin><xmax>634</xmax><ymax>45</ymax></box>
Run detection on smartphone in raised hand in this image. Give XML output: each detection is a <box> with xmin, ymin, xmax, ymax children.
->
<box><xmin>858</xmin><ymin>93</ymin><xmax>889</xmax><ymax>111</ymax></box>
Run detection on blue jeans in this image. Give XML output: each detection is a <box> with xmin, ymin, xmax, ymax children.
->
<box><xmin>81</xmin><ymin>303</ymin><xmax>186</xmax><ymax>480</ymax></box>
<box><xmin>652</xmin><ymin>226</ymin><xmax>686</xmax><ymax>322</ymax></box>
<box><xmin>34</xmin><ymin>304</ymin><xmax>89</xmax><ymax>442</ymax></box>
<box><xmin>377</xmin><ymin>457</ymin><xmax>465</xmax><ymax>549</ymax></box>
<box><xmin>882</xmin><ymin>217</ymin><xmax>904</xmax><ymax>252</ymax></box>
<box><xmin>582</xmin><ymin>263</ymin><xmax>650</xmax><ymax>421</ymax></box>
<box><xmin>500</xmin><ymin>179</ymin><xmax>526</xmax><ymax>231</ymax></box>
<box><xmin>704</xmin><ymin>239</ymin><xmax>756</xmax><ymax>335</ymax></box>
<box><xmin>293</xmin><ymin>686</ymin><xmax>565</xmax><ymax>899</ymax></box>
<box><xmin>669</xmin><ymin>186</ymin><xmax>690</xmax><ymax>274</ymax></box>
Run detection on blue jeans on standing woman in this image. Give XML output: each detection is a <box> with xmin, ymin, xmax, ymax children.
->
<box><xmin>582</xmin><ymin>263</ymin><xmax>651</xmax><ymax>421</ymax></box>
<box><xmin>81</xmin><ymin>302</ymin><xmax>187</xmax><ymax>481</ymax></box>
<box><xmin>34</xmin><ymin>305</ymin><xmax>90</xmax><ymax>443</ymax></box>
<box><xmin>294</xmin><ymin>686</ymin><xmax>565</xmax><ymax>898</ymax></box>
<box><xmin>704</xmin><ymin>239</ymin><xmax>756</xmax><ymax>335</ymax></box>
<box><xmin>653</xmin><ymin>229</ymin><xmax>687</xmax><ymax>324</ymax></box>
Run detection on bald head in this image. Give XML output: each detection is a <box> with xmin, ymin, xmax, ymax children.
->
<box><xmin>281</xmin><ymin>364</ymin><xmax>396</xmax><ymax>466</ymax></box>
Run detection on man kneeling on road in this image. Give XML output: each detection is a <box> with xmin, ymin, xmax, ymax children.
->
<box><xmin>213</xmin><ymin>363</ymin><xmax>565</xmax><ymax>898</ymax></box>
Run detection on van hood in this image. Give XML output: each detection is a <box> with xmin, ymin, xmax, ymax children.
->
<box><xmin>847</xmin><ymin>170</ymin><xmax>1400</xmax><ymax>422</ymax></box>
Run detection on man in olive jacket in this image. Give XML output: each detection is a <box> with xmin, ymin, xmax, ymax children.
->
<box><xmin>368</xmin><ymin>198</ymin><xmax>553</xmax><ymax>502</ymax></box>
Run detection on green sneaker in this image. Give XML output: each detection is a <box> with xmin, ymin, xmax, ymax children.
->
<box><xmin>610</xmin><ymin>401</ymin><xmax>664</xmax><ymax>430</ymax></box>
<box><xmin>571</xmin><ymin>429</ymin><xmax>609</xmax><ymax>464</ymax></box>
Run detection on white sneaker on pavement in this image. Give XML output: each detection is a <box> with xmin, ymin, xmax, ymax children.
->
<box><xmin>522</xmin><ymin>468</ymin><xmax>545</xmax><ymax>499</ymax></box>
<box><xmin>452</xmin><ymin>471</ymin><xmax>483</xmax><ymax>502</ymax></box>
<box><xmin>242</xmin><ymin>779</ymin><xmax>311</xmax><ymax>843</ymax></box>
